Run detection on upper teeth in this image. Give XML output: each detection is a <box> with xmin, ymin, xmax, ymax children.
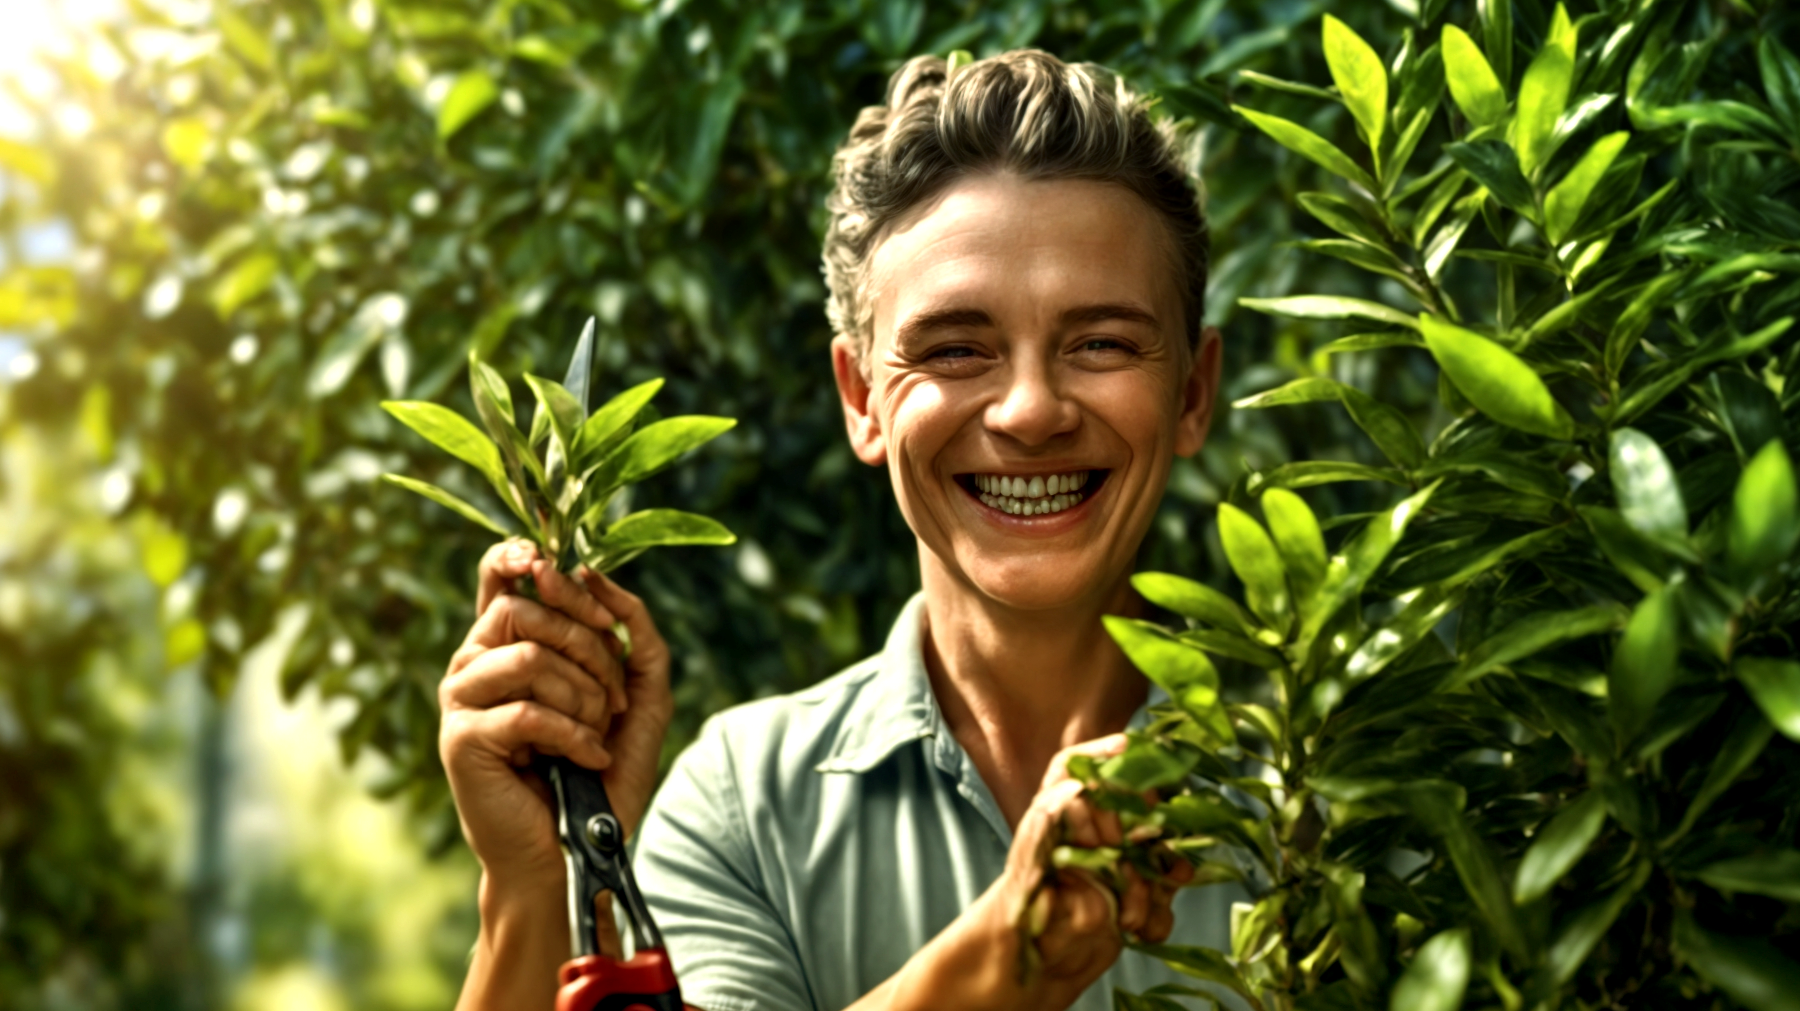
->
<box><xmin>971</xmin><ymin>471</ymin><xmax>1092</xmax><ymax>516</ymax></box>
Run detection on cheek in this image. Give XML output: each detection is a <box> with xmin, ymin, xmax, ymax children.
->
<box><xmin>1076</xmin><ymin>368</ymin><xmax>1184</xmax><ymax>447</ymax></box>
<box><xmin>882</xmin><ymin>375</ymin><xmax>972</xmax><ymax>474</ymax></box>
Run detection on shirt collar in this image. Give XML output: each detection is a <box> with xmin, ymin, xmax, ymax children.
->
<box><xmin>815</xmin><ymin>592</ymin><xmax>1168</xmax><ymax>775</ymax></box>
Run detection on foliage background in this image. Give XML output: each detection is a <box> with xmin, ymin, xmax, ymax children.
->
<box><xmin>1</xmin><ymin>0</ymin><xmax>1788</xmax><ymax>1007</ymax></box>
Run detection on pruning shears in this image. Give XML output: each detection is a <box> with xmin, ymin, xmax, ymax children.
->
<box><xmin>544</xmin><ymin>755</ymin><xmax>685</xmax><ymax>1011</ymax></box>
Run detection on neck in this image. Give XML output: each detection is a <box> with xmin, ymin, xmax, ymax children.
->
<box><xmin>917</xmin><ymin>548</ymin><xmax>1149</xmax><ymax>828</ymax></box>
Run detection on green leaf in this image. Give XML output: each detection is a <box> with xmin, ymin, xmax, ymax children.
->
<box><xmin>217</xmin><ymin>4</ymin><xmax>275</xmax><ymax>72</ymax></box>
<box><xmin>1322</xmin><ymin>15</ymin><xmax>1388</xmax><ymax>160</ymax></box>
<box><xmin>1234</xmin><ymin>377</ymin><xmax>1426</xmax><ymax>469</ymax></box>
<box><xmin>1300</xmin><ymin>482</ymin><xmax>1438</xmax><ymax>648</ymax></box>
<box><xmin>438</xmin><ymin>69</ymin><xmax>499</xmax><ymax>141</ymax></box>
<box><xmin>1132</xmin><ymin>572</ymin><xmax>1255</xmax><ymax>633</ymax></box>
<box><xmin>576</xmin><ymin>378</ymin><xmax>665</xmax><ymax>468</ymax></box>
<box><xmin>1728</xmin><ymin>439</ymin><xmax>1799</xmax><ymax>583</ymax></box>
<box><xmin>1512</xmin><ymin>4</ymin><xmax>1576</xmax><ymax>176</ymax></box>
<box><xmin>1513</xmin><ymin>791</ymin><xmax>1607</xmax><ymax>904</ymax></box>
<box><xmin>468</xmin><ymin>352</ymin><xmax>541</xmax><ymax>526</ymax></box>
<box><xmin>1098</xmin><ymin>733</ymin><xmax>1198</xmax><ymax>792</ymax></box>
<box><xmin>1218</xmin><ymin>503</ymin><xmax>1291</xmax><ymax>634</ymax></box>
<box><xmin>1248</xmin><ymin>461</ymin><xmax>1408</xmax><ymax>491</ymax></box>
<box><xmin>598</xmin><ymin>508</ymin><xmax>735</xmax><ymax>552</ymax></box>
<box><xmin>380</xmin><ymin>474</ymin><xmax>511</xmax><ymax>536</ymax></box>
<box><xmin>1239</xmin><ymin>294</ymin><xmax>1418</xmax><ymax>329</ymax></box>
<box><xmin>1420</xmin><ymin>315</ymin><xmax>1574</xmax><ymax>438</ymax></box>
<box><xmin>1449</xmin><ymin>606</ymin><xmax>1626</xmax><ymax>689</ymax></box>
<box><xmin>562</xmin><ymin>317</ymin><xmax>597</xmax><ymax>414</ymax></box>
<box><xmin>1344</xmin><ymin>583</ymin><xmax>1462</xmax><ymax>684</ymax></box>
<box><xmin>588</xmin><ymin>416</ymin><xmax>736</xmax><ymax>492</ymax></box>
<box><xmin>1696</xmin><ymin>850</ymin><xmax>1800</xmax><ymax>902</ymax></box>
<box><xmin>1441</xmin><ymin>26</ymin><xmax>1507</xmax><ymax>127</ymax></box>
<box><xmin>1735</xmin><ymin>658</ymin><xmax>1800</xmax><ymax>742</ymax></box>
<box><xmin>1610</xmin><ymin>427</ymin><xmax>1687</xmax><ymax>544</ymax></box>
<box><xmin>1544</xmin><ymin>132</ymin><xmax>1630</xmax><ymax>244</ymax></box>
<box><xmin>1549</xmin><ymin>860</ymin><xmax>1651</xmax><ymax>984</ymax></box>
<box><xmin>1389</xmin><ymin>928</ymin><xmax>1470</xmax><ymax>1011</ymax></box>
<box><xmin>1669</xmin><ymin>708</ymin><xmax>1774</xmax><ymax>844</ymax></box>
<box><xmin>1234</xmin><ymin>107</ymin><xmax>1375</xmax><ymax>191</ymax></box>
<box><xmin>1053</xmin><ymin>845</ymin><xmax>1122</xmax><ymax>873</ymax></box>
<box><xmin>1404</xmin><ymin>783</ymin><xmax>1527</xmax><ymax>958</ymax></box>
<box><xmin>1130</xmin><ymin>943</ymin><xmax>1254</xmax><ymax>1003</ymax></box>
<box><xmin>1674</xmin><ymin>909</ymin><xmax>1800</xmax><ymax>1011</ymax></box>
<box><xmin>1711</xmin><ymin>372</ymin><xmax>1784</xmax><ymax>462</ymax></box>
<box><xmin>1445</xmin><ymin>141</ymin><xmax>1535</xmax><ymax>216</ymax></box>
<box><xmin>381</xmin><ymin>401</ymin><xmax>506</xmax><ymax>491</ymax></box>
<box><xmin>1262</xmin><ymin>489</ymin><xmax>1327</xmax><ymax>601</ymax></box>
<box><xmin>1179</xmin><ymin>628</ymin><xmax>1284</xmax><ymax>668</ymax></box>
<box><xmin>1103</xmin><ymin>617</ymin><xmax>1234</xmax><ymax>747</ymax></box>
<box><xmin>1318</xmin><ymin>331</ymin><xmax>1424</xmax><ymax>355</ymax></box>
<box><xmin>1758</xmin><ymin>36</ymin><xmax>1800</xmax><ymax>139</ymax></box>
<box><xmin>1610</xmin><ymin>587</ymin><xmax>1680</xmax><ymax>742</ymax></box>
<box><xmin>1297</xmin><ymin>193</ymin><xmax>1389</xmax><ymax>247</ymax></box>
<box><xmin>211</xmin><ymin>252</ymin><xmax>279</xmax><ymax>318</ymax></box>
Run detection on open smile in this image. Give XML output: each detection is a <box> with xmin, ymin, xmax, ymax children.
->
<box><xmin>955</xmin><ymin>469</ymin><xmax>1111</xmax><ymax>517</ymax></box>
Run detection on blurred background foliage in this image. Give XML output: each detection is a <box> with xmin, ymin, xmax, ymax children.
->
<box><xmin>0</xmin><ymin>0</ymin><xmax>1782</xmax><ymax>1007</ymax></box>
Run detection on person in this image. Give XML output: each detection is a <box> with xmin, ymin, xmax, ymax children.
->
<box><xmin>439</xmin><ymin>49</ymin><xmax>1233</xmax><ymax>1011</ymax></box>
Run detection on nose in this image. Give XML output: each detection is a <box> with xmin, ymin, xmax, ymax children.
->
<box><xmin>984</xmin><ymin>351</ymin><xmax>1079</xmax><ymax>447</ymax></box>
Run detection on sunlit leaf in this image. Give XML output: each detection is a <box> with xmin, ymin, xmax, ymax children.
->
<box><xmin>587</xmin><ymin>416</ymin><xmax>736</xmax><ymax>493</ymax></box>
<box><xmin>1514</xmin><ymin>791</ymin><xmax>1606</xmax><ymax>904</ymax></box>
<box><xmin>1218</xmin><ymin>503</ymin><xmax>1291</xmax><ymax>634</ymax></box>
<box><xmin>1544</xmin><ymin>132</ymin><xmax>1629</xmax><ymax>244</ymax></box>
<box><xmin>1441</xmin><ymin>26</ymin><xmax>1507</xmax><ymax>127</ymax></box>
<box><xmin>1132</xmin><ymin>572</ymin><xmax>1255</xmax><ymax>633</ymax></box>
<box><xmin>1322</xmin><ymin>15</ymin><xmax>1387</xmax><ymax>159</ymax></box>
<box><xmin>381</xmin><ymin>400</ymin><xmax>506</xmax><ymax>491</ymax></box>
<box><xmin>438</xmin><ymin>69</ymin><xmax>499</xmax><ymax>140</ymax></box>
<box><xmin>1610</xmin><ymin>587</ymin><xmax>1680</xmax><ymax>741</ymax></box>
<box><xmin>1240</xmin><ymin>294</ymin><xmax>1417</xmax><ymax>329</ymax></box>
<box><xmin>1728</xmin><ymin>439</ymin><xmax>1799</xmax><ymax>584</ymax></box>
<box><xmin>1103</xmin><ymin>617</ymin><xmax>1234</xmax><ymax>747</ymax></box>
<box><xmin>380</xmin><ymin>474</ymin><xmax>511</xmax><ymax>536</ymax></box>
<box><xmin>1735</xmin><ymin>658</ymin><xmax>1800</xmax><ymax>742</ymax></box>
<box><xmin>1420</xmin><ymin>315</ymin><xmax>1574</xmax><ymax>438</ymax></box>
<box><xmin>575</xmin><ymin>378</ymin><xmax>664</xmax><ymax>469</ymax></box>
<box><xmin>1390</xmin><ymin>928</ymin><xmax>1470</xmax><ymax>1011</ymax></box>
<box><xmin>211</xmin><ymin>252</ymin><xmax>279</xmax><ymax>318</ymax></box>
<box><xmin>1261</xmin><ymin>489</ymin><xmax>1326</xmax><ymax>601</ymax></box>
<box><xmin>1234</xmin><ymin>107</ymin><xmax>1375</xmax><ymax>191</ymax></box>
<box><xmin>597</xmin><ymin>509</ymin><xmax>736</xmax><ymax>552</ymax></box>
<box><xmin>1512</xmin><ymin>3</ymin><xmax>1576</xmax><ymax>176</ymax></box>
<box><xmin>1610</xmin><ymin>428</ymin><xmax>1687</xmax><ymax>544</ymax></box>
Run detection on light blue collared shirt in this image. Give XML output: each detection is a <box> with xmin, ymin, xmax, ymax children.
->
<box><xmin>633</xmin><ymin>594</ymin><xmax>1240</xmax><ymax>1011</ymax></box>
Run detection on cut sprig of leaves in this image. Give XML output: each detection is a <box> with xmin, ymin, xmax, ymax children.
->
<box><xmin>381</xmin><ymin>317</ymin><xmax>736</xmax><ymax>574</ymax></box>
<box><xmin>1101</xmin><ymin>6</ymin><xmax>1800</xmax><ymax>1010</ymax></box>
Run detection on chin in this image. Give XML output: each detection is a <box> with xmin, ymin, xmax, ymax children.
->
<box><xmin>958</xmin><ymin>553</ymin><xmax>1116</xmax><ymax>612</ymax></box>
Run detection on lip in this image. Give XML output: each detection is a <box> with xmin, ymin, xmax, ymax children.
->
<box><xmin>952</xmin><ymin>468</ymin><xmax>1112</xmax><ymax>532</ymax></box>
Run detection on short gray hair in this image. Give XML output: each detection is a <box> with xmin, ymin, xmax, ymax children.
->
<box><xmin>822</xmin><ymin>49</ymin><xmax>1209</xmax><ymax>364</ymax></box>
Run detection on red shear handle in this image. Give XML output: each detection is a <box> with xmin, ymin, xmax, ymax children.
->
<box><xmin>555</xmin><ymin>949</ymin><xmax>688</xmax><ymax>1011</ymax></box>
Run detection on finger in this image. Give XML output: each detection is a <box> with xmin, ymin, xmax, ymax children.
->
<box><xmin>447</xmin><ymin>700</ymin><xmax>612</xmax><ymax>771</ymax></box>
<box><xmin>1040</xmin><ymin>733</ymin><xmax>1130</xmax><ymax>789</ymax></box>
<box><xmin>1141</xmin><ymin>901</ymin><xmax>1176</xmax><ymax>944</ymax></box>
<box><xmin>477</xmin><ymin>539</ymin><xmax>540</xmax><ymax>615</ymax></box>
<box><xmin>1034</xmin><ymin>874</ymin><xmax>1119</xmax><ymax>971</ymax></box>
<box><xmin>1040</xmin><ymin>780</ymin><xmax>1104</xmax><ymax>848</ymax></box>
<box><xmin>442</xmin><ymin>641</ymin><xmax>612</xmax><ymax>730</ymax></box>
<box><xmin>1117</xmin><ymin>865</ymin><xmax>1149</xmax><ymax>936</ymax></box>
<box><xmin>465</xmin><ymin>594</ymin><xmax>625</xmax><ymax>705</ymax></box>
<box><xmin>578</xmin><ymin>569</ymin><xmax>670</xmax><ymax>679</ymax></box>
<box><xmin>532</xmin><ymin>560</ymin><xmax>627</xmax><ymax>713</ymax></box>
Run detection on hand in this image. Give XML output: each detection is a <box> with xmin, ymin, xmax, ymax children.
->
<box><xmin>439</xmin><ymin>540</ymin><xmax>674</xmax><ymax>894</ymax></box>
<box><xmin>863</xmin><ymin>735</ymin><xmax>1191</xmax><ymax>1011</ymax></box>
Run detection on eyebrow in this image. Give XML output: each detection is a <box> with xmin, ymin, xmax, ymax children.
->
<box><xmin>892</xmin><ymin>302</ymin><xmax>1162</xmax><ymax>344</ymax></box>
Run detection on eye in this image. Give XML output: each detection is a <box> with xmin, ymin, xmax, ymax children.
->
<box><xmin>1076</xmin><ymin>337</ymin><xmax>1133</xmax><ymax>354</ymax></box>
<box><xmin>928</xmin><ymin>345</ymin><xmax>977</xmax><ymax>360</ymax></box>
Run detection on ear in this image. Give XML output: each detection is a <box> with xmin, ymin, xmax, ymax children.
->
<box><xmin>1174</xmin><ymin>326</ymin><xmax>1223</xmax><ymax>458</ymax></box>
<box><xmin>832</xmin><ymin>335</ymin><xmax>888</xmax><ymax>466</ymax></box>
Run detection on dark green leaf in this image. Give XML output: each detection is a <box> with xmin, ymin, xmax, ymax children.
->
<box><xmin>1670</xmin><ymin>708</ymin><xmax>1774</xmax><ymax>844</ymax></box>
<box><xmin>1297</xmin><ymin>192</ymin><xmax>1389</xmax><ymax>247</ymax></box>
<box><xmin>1390</xmin><ymin>928</ymin><xmax>1470</xmax><ymax>1011</ymax></box>
<box><xmin>1735</xmin><ymin>657</ymin><xmax>1800</xmax><ymax>742</ymax></box>
<box><xmin>1421</xmin><ymin>315</ymin><xmax>1574</xmax><ymax>438</ymax></box>
<box><xmin>1344</xmin><ymin>583</ymin><xmax>1461</xmax><ymax>684</ymax></box>
<box><xmin>1248</xmin><ymin>461</ymin><xmax>1409</xmax><ymax>491</ymax></box>
<box><xmin>1450</xmin><ymin>606</ymin><xmax>1626</xmax><ymax>689</ymax></box>
<box><xmin>1710</xmin><ymin>372</ymin><xmax>1784</xmax><ymax>463</ymax></box>
<box><xmin>1513</xmin><ymin>790</ymin><xmax>1606</xmax><ymax>904</ymax></box>
<box><xmin>1674</xmin><ymin>909</ymin><xmax>1800</xmax><ymax>1011</ymax></box>
<box><xmin>1758</xmin><ymin>35</ymin><xmax>1800</xmax><ymax>139</ymax></box>
<box><xmin>1300</xmin><ymin>482</ymin><xmax>1437</xmax><ymax>649</ymax></box>
<box><xmin>1234</xmin><ymin>376</ymin><xmax>1426</xmax><ymax>469</ymax></box>
<box><xmin>1445</xmin><ymin>140</ymin><xmax>1535</xmax><ymax>216</ymax></box>
<box><xmin>1130</xmin><ymin>943</ymin><xmax>1254</xmax><ymax>1002</ymax></box>
<box><xmin>1696</xmin><ymin>850</ymin><xmax>1800</xmax><ymax>902</ymax></box>
<box><xmin>1548</xmin><ymin>860</ymin><xmax>1651</xmax><ymax>983</ymax></box>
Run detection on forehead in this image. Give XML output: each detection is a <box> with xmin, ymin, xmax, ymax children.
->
<box><xmin>866</xmin><ymin>175</ymin><xmax>1182</xmax><ymax>334</ymax></box>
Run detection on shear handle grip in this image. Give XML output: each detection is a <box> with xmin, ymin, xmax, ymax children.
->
<box><xmin>555</xmin><ymin>950</ymin><xmax>688</xmax><ymax>1011</ymax></box>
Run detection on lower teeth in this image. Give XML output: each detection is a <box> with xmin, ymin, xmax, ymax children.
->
<box><xmin>978</xmin><ymin>491</ymin><xmax>1083</xmax><ymax>516</ymax></box>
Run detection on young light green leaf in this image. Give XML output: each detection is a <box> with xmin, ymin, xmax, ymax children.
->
<box><xmin>1240</xmin><ymin>294</ymin><xmax>1418</xmax><ymax>329</ymax></box>
<box><xmin>1103</xmin><ymin>617</ymin><xmax>1235</xmax><ymax>747</ymax></box>
<box><xmin>1098</xmin><ymin>734</ymin><xmax>1199</xmax><ymax>792</ymax></box>
<box><xmin>1445</xmin><ymin>140</ymin><xmax>1535</xmax><ymax>216</ymax></box>
<box><xmin>1728</xmin><ymin>439</ymin><xmax>1799</xmax><ymax>583</ymax></box>
<box><xmin>588</xmin><ymin>416</ymin><xmax>736</xmax><ymax>492</ymax></box>
<box><xmin>468</xmin><ymin>351</ymin><xmax>545</xmax><ymax>504</ymax></box>
<box><xmin>1132</xmin><ymin>572</ymin><xmax>1256</xmax><ymax>633</ymax></box>
<box><xmin>1544</xmin><ymin>131</ymin><xmax>1629</xmax><ymax>244</ymax></box>
<box><xmin>1390</xmin><ymin>928</ymin><xmax>1470</xmax><ymax>1011</ymax></box>
<box><xmin>1673</xmin><ymin>908</ymin><xmax>1800</xmax><ymax>1011</ymax></box>
<box><xmin>1420</xmin><ymin>315</ymin><xmax>1574</xmax><ymax>438</ymax></box>
<box><xmin>1610</xmin><ymin>586</ymin><xmax>1680</xmax><ymax>741</ymax></box>
<box><xmin>1695</xmin><ymin>850</ymin><xmax>1800</xmax><ymax>902</ymax></box>
<box><xmin>1512</xmin><ymin>3</ymin><xmax>1576</xmax><ymax>176</ymax></box>
<box><xmin>523</xmin><ymin>374</ymin><xmax>584</xmax><ymax>477</ymax></box>
<box><xmin>1261</xmin><ymin>489</ymin><xmax>1326</xmax><ymax>601</ymax></box>
<box><xmin>575</xmin><ymin>378</ymin><xmax>665</xmax><ymax>467</ymax></box>
<box><xmin>1735</xmin><ymin>658</ymin><xmax>1800</xmax><ymax>742</ymax></box>
<box><xmin>1513</xmin><ymin>791</ymin><xmax>1607</xmax><ymax>904</ymax></box>
<box><xmin>1441</xmin><ymin>26</ymin><xmax>1507</xmax><ymax>127</ymax></box>
<box><xmin>1051</xmin><ymin>845</ymin><xmax>1122</xmax><ymax>873</ymax></box>
<box><xmin>1218</xmin><ymin>503</ymin><xmax>1291</xmax><ymax>634</ymax></box>
<box><xmin>438</xmin><ymin>69</ymin><xmax>499</xmax><ymax>141</ymax></box>
<box><xmin>1610</xmin><ymin>428</ymin><xmax>1687</xmax><ymax>543</ymax></box>
<box><xmin>1322</xmin><ymin>15</ymin><xmax>1388</xmax><ymax>160</ymax></box>
<box><xmin>599</xmin><ymin>509</ymin><xmax>736</xmax><ymax>551</ymax></box>
<box><xmin>562</xmin><ymin>316</ymin><xmax>597</xmax><ymax>414</ymax></box>
<box><xmin>381</xmin><ymin>400</ymin><xmax>506</xmax><ymax>489</ymax></box>
<box><xmin>1234</xmin><ymin>107</ymin><xmax>1375</xmax><ymax>191</ymax></box>
<box><xmin>381</xmin><ymin>474</ymin><xmax>512</xmax><ymax>536</ymax></box>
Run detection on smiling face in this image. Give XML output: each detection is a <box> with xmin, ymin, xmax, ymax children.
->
<box><xmin>833</xmin><ymin>174</ymin><xmax>1221</xmax><ymax>613</ymax></box>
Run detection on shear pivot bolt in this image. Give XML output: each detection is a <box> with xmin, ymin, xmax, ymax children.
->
<box><xmin>586</xmin><ymin>813</ymin><xmax>623</xmax><ymax>854</ymax></box>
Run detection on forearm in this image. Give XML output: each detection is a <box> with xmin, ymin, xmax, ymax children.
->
<box><xmin>845</xmin><ymin>888</ymin><xmax>1073</xmax><ymax>1011</ymax></box>
<box><xmin>458</xmin><ymin>871</ymin><xmax>570</xmax><ymax>1011</ymax></box>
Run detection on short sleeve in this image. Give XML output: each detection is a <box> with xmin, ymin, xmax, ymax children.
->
<box><xmin>632</xmin><ymin>717</ymin><xmax>815</xmax><ymax>1011</ymax></box>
